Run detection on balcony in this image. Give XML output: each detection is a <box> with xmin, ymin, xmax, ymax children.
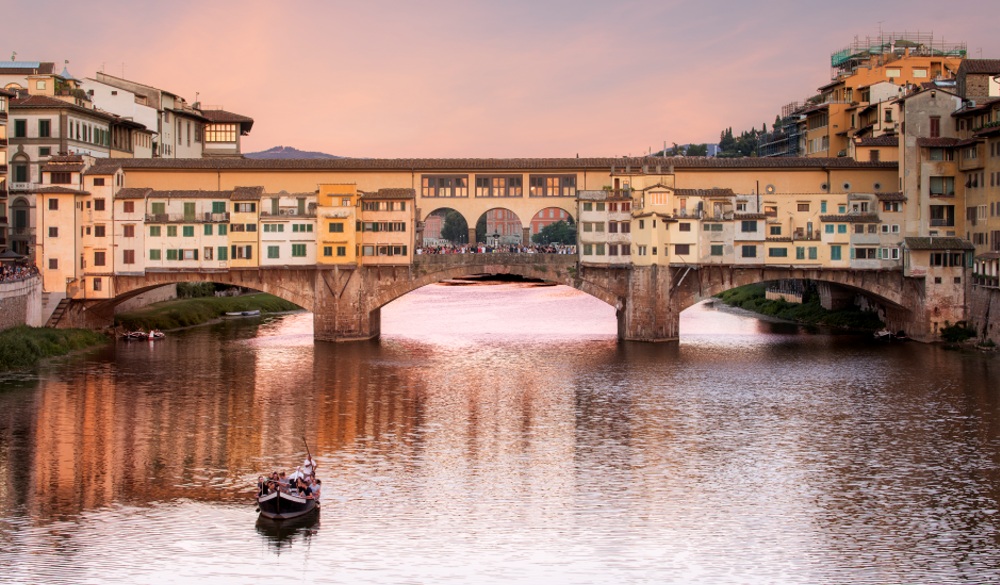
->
<box><xmin>929</xmin><ymin>191</ymin><xmax>955</xmax><ymax>198</ymax></box>
<box><xmin>930</xmin><ymin>219</ymin><xmax>955</xmax><ymax>227</ymax></box>
<box><xmin>145</xmin><ymin>212</ymin><xmax>231</xmax><ymax>223</ymax></box>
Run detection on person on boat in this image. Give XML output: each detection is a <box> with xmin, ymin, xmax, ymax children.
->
<box><xmin>257</xmin><ymin>476</ymin><xmax>269</xmax><ymax>496</ymax></box>
<box><xmin>302</xmin><ymin>455</ymin><xmax>317</xmax><ymax>480</ymax></box>
<box><xmin>277</xmin><ymin>471</ymin><xmax>290</xmax><ymax>492</ymax></box>
<box><xmin>311</xmin><ymin>478</ymin><xmax>322</xmax><ymax>504</ymax></box>
<box><xmin>295</xmin><ymin>476</ymin><xmax>312</xmax><ymax>498</ymax></box>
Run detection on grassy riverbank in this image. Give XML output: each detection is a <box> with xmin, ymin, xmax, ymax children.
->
<box><xmin>0</xmin><ymin>326</ymin><xmax>109</xmax><ymax>371</ymax></box>
<box><xmin>715</xmin><ymin>284</ymin><xmax>884</xmax><ymax>331</ymax></box>
<box><xmin>114</xmin><ymin>293</ymin><xmax>301</xmax><ymax>332</ymax></box>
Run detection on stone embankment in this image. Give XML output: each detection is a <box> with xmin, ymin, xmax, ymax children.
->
<box><xmin>968</xmin><ymin>287</ymin><xmax>1000</xmax><ymax>345</ymax></box>
<box><xmin>0</xmin><ymin>275</ymin><xmax>43</xmax><ymax>329</ymax></box>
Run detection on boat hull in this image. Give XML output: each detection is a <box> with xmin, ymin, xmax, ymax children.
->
<box><xmin>257</xmin><ymin>490</ymin><xmax>318</xmax><ymax>520</ymax></box>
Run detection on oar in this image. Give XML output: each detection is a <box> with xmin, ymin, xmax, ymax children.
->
<box><xmin>302</xmin><ymin>436</ymin><xmax>317</xmax><ymax>476</ymax></box>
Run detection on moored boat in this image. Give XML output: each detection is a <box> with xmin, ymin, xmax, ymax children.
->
<box><xmin>257</xmin><ymin>488</ymin><xmax>319</xmax><ymax>520</ymax></box>
<box><xmin>224</xmin><ymin>309</ymin><xmax>261</xmax><ymax>317</ymax></box>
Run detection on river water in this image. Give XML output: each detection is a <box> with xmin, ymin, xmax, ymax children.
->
<box><xmin>1</xmin><ymin>283</ymin><xmax>999</xmax><ymax>584</ymax></box>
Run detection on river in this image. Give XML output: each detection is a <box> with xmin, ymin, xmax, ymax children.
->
<box><xmin>1</xmin><ymin>282</ymin><xmax>998</xmax><ymax>584</ymax></box>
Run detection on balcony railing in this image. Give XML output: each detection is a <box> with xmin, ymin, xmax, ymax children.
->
<box><xmin>145</xmin><ymin>212</ymin><xmax>231</xmax><ymax>223</ymax></box>
<box><xmin>929</xmin><ymin>218</ymin><xmax>955</xmax><ymax>227</ymax></box>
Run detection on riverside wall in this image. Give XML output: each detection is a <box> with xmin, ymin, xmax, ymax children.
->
<box><xmin>968</xmin><ymin>286</ymin><xmax>1000</xmax><ymax>345</ymax></box>
<box><xmin>0</xmin><ymin>276</ymin><xmax>43</xmax><ymax>329</ymax></box>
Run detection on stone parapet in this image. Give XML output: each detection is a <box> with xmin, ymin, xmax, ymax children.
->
<box><xmin>0</xmin><ymin>276</ymin><xmax>43</xmax><ymax>329</ymax></box>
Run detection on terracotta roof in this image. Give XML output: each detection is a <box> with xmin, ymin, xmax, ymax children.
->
<box><xmin>958</xmin><ymin>59</ymin><xmax>1000</xmax><ymax>75</ymax></box>
<box><xmin>0</xmin><ymin>88</ymin><xmax>15</xmax><ymax>98</ymax></box>
<box><xmin>916</xmin><ymin>137</ymin><xmax>959</xmax><ymax>148</ymax></box>
<box><xmin>975</xmin><ymin>124</ymin><xmax>1000</xmax><ymax>138</ymax></box>
<box><xmin>114</xmin><ymin>188</ymin><xmax>153</xmax><ymax>200</ymax></box>
<box><xmin>734</xmin><ymin>213</ymin><xmax>766</xmax><ymax>220</ymax></box>
<box><xmin>875</xmin><ymin>192</ymin><xmax>907</xmax><ymax>202</ymax></box>
<box><xmin>11</xmin><ymin>94</ymin><xmax>117</xmax><ymax>121</ymax></box>
<box><xmin>42</xmin><ymin>155</ymin><xmax>87</xmax><ymax>172</ymax></box>
<box><xmin>32</xmin><ymin>186</ymin><xmax>90</xmax><ymax>195</ymax></box>
<box><xmin>84</xmin><ymin>156</ymin><xmax>897</xmax><ymax>174</ymax></box>
<box><xmin>673</xmin><ymin>188</ymin><xmax>736</xmax><ymax>198</ymax></box>
<box><xmin>904</xmin><ymin>237</ymin><xmax>974</xmax><ymax>250</ymax></box>
<box><xmin>363</xmin><ymin>188</ymin><xmax>416</xmax><ymax>200</ymax></box>
<box><xmin>142</xmin><ymin>189</ymin><xmax>235</xmax><ymax>199</ymax></box>
<box><xmin>952</xmin><ymin>97</ymin><xmax>1000</xmax><ymax>118</ymax></box>
<box><xmin>857</xmin><ymin>135</ymin><xmax>898</xmax><ymax>147</ymax></box>
<box><xmin>232</xmin><ymin>186</ymin><xmax>264</xmax><ymax>200</ymax></box>
<box><xmin>200</xmin><ymin>109</ymin><xmax>254</xmax><ymax>134</ymax></box>
<box><xmin>820</xmin><ymin>213</ymin><xmax>881</xmax><ymax>223</ymax></box>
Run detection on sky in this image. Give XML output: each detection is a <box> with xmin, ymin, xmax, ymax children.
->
<box><xmin>5</xmin><ymin>0</ymin><xmax>1000</xmax><ymax>158</ymax></box>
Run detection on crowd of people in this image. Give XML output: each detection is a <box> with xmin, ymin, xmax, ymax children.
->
<box><xmin>257</xmin><ymin>455</ymin><xmax>321</xmax><ymax>502</ymax></box>
<box><xmin>417</xmin><ymin>244</ymin><xmax>577</xmax><ymax>255</ymax></box>
<box><xmin>0</xmin><ymin>263</ymin><xmax>38</xmax><ymax>283</ymax></box>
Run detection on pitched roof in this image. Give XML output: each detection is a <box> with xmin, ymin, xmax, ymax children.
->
<box><xmin>10</xmin><ymin>94</ymin><xmax>117</xmax><ymax>121</ymax></box>
<box><xmin>83</xmin><ymin>156</ymin><xmax>897</xmax><ymax>174</ymax></box>
<box><xmin>32</xmin><ymin>186</ymin><xmax>90</xmax><ymax>195</ymax></box>
<box><xmin>232</xmin><ymin>186</ymin><xmax>264</xmax><ymax>200</ymax></box>
<box><xmin>0</xmin><ymin>61</ymin><xmax>55</xmax><ymax>75</ymax></box>
<box><xmin>875</xmin><ymin>192</ymin><xmax>907</xmax><ymax>202</ymax></box>
<box><xmin>857</xmin><ymin>135</ymin><xmax>899</xmax><ymax>147</ymax></box>
<box><xmin>362</xmin><ymin>188</ymin><xmax>416</xmax><ymax>200</ymax></box>
<box><xmin>114</xmin><ymin>188</ymin><xmax>153</xmax><ymax>200</ymax></box>
<box><xmin>916</xmin><ymin>137</ymin><xmax>960</xmax><ymax>148</ymax></box>
<box><xmin>958</xmin><ymin>59</ymin><xmax>1000</xmax><ymax>75</ymax></box>
<box><xmin>904</xmin><ymin>237</ymin><xmax>974</xmax><ymax>250</ymax></box>
<box><xmin>199</xmin><ymin>109</ymin><xmax>254</xmax><ymax>134</ymax></box>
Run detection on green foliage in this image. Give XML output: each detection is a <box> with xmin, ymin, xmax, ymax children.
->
<box><xmin>717</xmin><ymin>125</ymin><xmax>763</xmax><ymax>158</ymax></box>
<box><xmin>532</xmin><ymin>220</ymin><xmax>577</xmax><ymax>245</ymax></box>
<box><xmin>0</xmin><ymin>326</ymin><xmax>108</xmax><ymax>371</ymax></box>
<box><xmin>115</xmin><ymin>293</ymin><xmax>300</xmax><ymax>331</ymax></box>
<box><xmin>176</xmin><ymin>282</ymin><xmax>219</xmax><ymax>298</ymax></box>
<box><xmin>939</xmin><ymin>321</ymin><xmax>976</xmax><ymax>343</ymax></box>
<box><xmin>439</xmin><ymin>211</ymin><xmax>469</xmax><ymax>244</ymax></box>
<box><xmin>475</xmin><ymin>214</ymin><xmax>487</xmax><ymax>244</ymax></box>
<box><xmin>716</xmin><ymin>285</ymin><xmax>884</xmax><ymax>330</ymax></box>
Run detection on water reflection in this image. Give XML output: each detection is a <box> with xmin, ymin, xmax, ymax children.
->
<box><xmin>255</xmin><ymin>508</ymin><xmax>320</xmax><ymax>552</ymax></box>
<box><xmin>0</xmin><ymin>285</ymin><xmax>998</xmax><ymax>584</ymax></box>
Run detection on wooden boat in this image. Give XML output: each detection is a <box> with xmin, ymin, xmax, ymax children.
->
<box><xmin>122</xmin><ymin>330</ymin><xmax>165</xmax><ymax>340</ymax></box>
<box><xmin>257</xmin><ymin>488</ymin><xmax>319</xmax><ymax>520</ymax></box>
<box><xmin>224</xmin><ymin>309</ymin><xmax>261</xmax><ymax>317</ymax></box>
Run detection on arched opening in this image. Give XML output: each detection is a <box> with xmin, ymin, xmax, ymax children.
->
<box><xmin>422</xmin><ymin>207</ymin><xmax>469</xmax><ymax>246</ymax></box>
<box><xmin>475</xmin><ymin>208</ymin><xmax>524</xmax><ymax>247</ymax></box>
<box><xmin>9</xmin><ymin>195</ymin><xmax>32</xmax><ymax>256</ymax></box>
<box><xmin>529</xmin><ymin>207</ymin><xmax>576</xmax><ymax>245</ymax></box>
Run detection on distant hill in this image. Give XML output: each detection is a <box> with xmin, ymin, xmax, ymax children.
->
<box><xmin>245</xmin><ymin>146</ymin><xmax>342</xmax><ymax>160</ymax></box>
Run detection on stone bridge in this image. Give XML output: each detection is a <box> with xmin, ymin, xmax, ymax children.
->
<box><xmin>71</xmin><ymin>255</ymin><xmax>931</xmax><ymax>341</ymax></box>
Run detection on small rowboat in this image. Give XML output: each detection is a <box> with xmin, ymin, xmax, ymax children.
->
<box><xmin>225</xmin><ymin>309</ymin><xmax>261</xmax><ymax>317</ymax></box>
<box><xmin>257</xmin><ymin>488</ymin><xmax>319</xmax><ymax>520</ymax></box>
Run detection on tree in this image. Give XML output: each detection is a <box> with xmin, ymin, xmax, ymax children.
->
<box><xmin>686</xmin><ymin>143</ymin><xmax>708</xmax><ymax>157</ymax></box>
<box><xmin>475</xmin><ymin>214</ymin><xmax>487</xmax><ymax>243</ymax></box>
<box><xmin>532</xmin><ymin>220</ymin><xmax>577</xmax><ymax>245</ymax></box>
<box><xmin>439</xmin><ymin>211</ymin><xmax>468</xmax><ymax>244</ymax></box>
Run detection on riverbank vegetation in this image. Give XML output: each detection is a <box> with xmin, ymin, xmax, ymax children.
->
<box><xmin>0</xmin><ymin>326</ymin><xmax>108</xmax><ymax>371</ymax></box>
<box><xmin>715</xmin><ymin>284</ymin><xmax>884</xmax><ymax>331</ymax></box>
<box><xmin>115</xmin><ymin>291</ymin><xmax>301</xmax><ymax>332</ymax></box>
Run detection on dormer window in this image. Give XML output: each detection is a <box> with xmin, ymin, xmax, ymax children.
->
<box><xmin>51</xmin><ymin>171</ymin><xmax>72</xmax><ymax>185</ymax></box>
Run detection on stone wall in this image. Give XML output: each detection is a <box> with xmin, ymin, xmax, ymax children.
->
<box><xmin>968</xmin><ymin>286</ymin><xmax>1000</xmax><ymax>344</ymax></box>
<box><xmin>114</xmin><ymin>284</ymin><xmax>178</xmax><ymax>314</ymax></box>
<box><xmin>0</xmin><ymin>276</ymin><xmax>43</xmax><ymax>330</ymax></box>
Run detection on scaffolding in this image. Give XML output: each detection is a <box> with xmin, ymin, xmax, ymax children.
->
<box><xmin>831</xmin><ymin>31</ymin><xmax>966</xmax><ymax>75</ymax></box>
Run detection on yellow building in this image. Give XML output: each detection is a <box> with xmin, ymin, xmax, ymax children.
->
<box><xmin>316</xmin><ymin>184</ymin><xmax>359</xmax><ymax>266</ymax></box>
<box><xmin>358</xmin><ymin>188</ymin><xmax>415</xmax><ymax>265</ymax></box>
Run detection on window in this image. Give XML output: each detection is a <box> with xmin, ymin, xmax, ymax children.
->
<box><xmin>150</xmin><ymin>249</ymin><xmax>161</xmax><ymax>261</ymax></box>
<box><xmin>49</xmin><ymin>171</ymin><xmax>71</xmax><ymax>185</ymax></box>
<box><xmin>837</xmin><ymin>224</ymin><xmax>847</xmax><ymax>234</ymax></box>
<box><xmin>528</xmin><ymin>175</ymin><xmax>577</xmax><ymax>197</ymax></box>
<box><xmin>323</xmin><ymin>246</ymin><xmax>333</xmax><ymax>257</ymax></box>
<box><xmin>422</xmin><ymin>175</ymin><xmax>469</xmax><ymax>197</ymax></box>
<box><xmin>48</xmin><ymin>198</ymin><xmax>59</xmax><ymax>210</ymax></box>
<box><xmin>830</xmin><ymin>245</ymin><xmax>842</xmax><ymax>261</ymax></box>
<box><xmin>123</xmin><ymin>250</ymin><xmax>135</xmax><ymax>264</ymax></box>
<box><xmin>150</xmin><ymin>226</ymin><xmax>161</xmax><ymax>237</ymax></box>
<box><xmin>337</xmin><ymin>246</ymin><xmax>347</xmax><ymax>257</ymax></box>
<box><xmin>38</xmin><ymin>119</ymin><xmax>51</xmax><ymax>137</ymax></box>
<box><xmin>167</xmin><ymin>226</ymin><xmax>177</xmax><ymax>237</ymax></box>
<box><xmin>39</xmin><ymin>147</ymin><xmax>51</xmax><ymax>157</ymax></box>
<box><xmin>475</xmin><ymin>175</ymin><xmax>523</xmax><ymax>197</ymax></box>
<box><xmin>234</xmin><ymin>202</ymin><xmax>257</xmax><ymax>213</ymax></box>
<box><xmin>293</xmin><ymin>223</ymin><xmax>313</xmax><ymax>232</ymax></box>
<box><xmin>218</xmin><ymin>224</ymin><xmax>228</xmax><ymax>236</ymax></box>
<box><xmin>48</xmin><ymin>258</ymin><xmax>58</xmax><ymax>269</ymax></box>
<box><xmin>825</xmin><ymin>224</ymin><xmax>834</xmax><ymax>234</ymax></box>
<box><xmin>675</xmin><ymin>244</ymin><xmax>691</xmax><ymax>255</ymax></box>
<box><xmin>710</xmin><ymin>244</ymin><xmax>723</xmax><ymax>256</ymax></box>
<box><xmin>205</xmin><ymin>123</ymin><xmax>238</xmax><ymax>143</ymax></box>
<box><xmin>770</xmin><ymin>226</ymin><xmax>782</xmax><ymax>236</ymax></box>
<box><xmin>929</xmin><ymin>176</ymin><xmax>955</xmax><ymax>197</ymax></box>
<box><xmin>741</xmin><ymin>245</ymin><xmax>757</xmax><ymax>258</ymax></box>
<box><xmin>48</xmin><ymin>226</ymin><xmax>59</xmax><ymax>238</ymax></box>
<box><xmin>853</xmin><ymin>247</ymin><xmax>877</xmax><ymax>259</ymax></box>
<box><xmin>14</xmin><ymin>119</ymin><xmax>26</xmax><ymax>138</ymax></box>
<box><xmin>203</xmin><ymin>247</ymin><xmax>213</xmax><ymax>261</ymax></box>
<box><xmin>329</xmin><ymin>222</ymin><xmax>344</xmax><ymax>233</ymax></box>
<box><xmin>94</xmin><ymin>178</ymin><xmax>106</xmax><ymax>187</ymax></box>
<box><xmin>93</xmin><ymin>198</ymin><xmax>105</xmax><ymax>211</ymax></box>
<box><xmin>183</xmin><ymin>226</ymin><xmax>194</xmax><ymax>237</ymax></box>
<box><xmin>740</xmin><ymin>220</ymin><xmax>757</xmax><ymax>232</ymax></box>
<box><xmin>93</xmin><ymin>278</ymin><xmax>102</xmax><ymax>291</ymax></box>
<box><xmin>679</xmin><ymin>223</ymin><xmax>691</xmax><ymax>232</ymax></box>
<box><xmin>217</xmin><ymin>247</ymin><xmax>228</xmax><ymax>261</ymax></box>
<box><xmin>769</xmin><ymin>248</ymin><xmax>788</xmax><ymax>257</ymax></box>
<box><xmin>797</xmin><ymin>203</ymin><xmax>809</xmax><ymax>212</ymax></box>
<box><xmin>267</xmin><ymin>246</ymin><xmax>280</xmax><ymax>259</ymax></box>
<box><xmin>204</xmin><ymin>224</ymin><xmax>213</xmax><ymax>236</ymax></box>
<box><xmin>212</xmin><ymin>201</ymin><xmax>227</xmax><ymax>214</ymax></box>
<box><xmin>930</xmin><ymin>116</ymin><xmax>940</xmax><ymax>138</ymax></box>
<box><xmin>94</xmin><ymin>251</ymin><xmax>106</xmax><ymax>266</ymax></box>
<box><xmin>94</xmin><ymin>225</ymin><xmax>106</xmax><ymax>238</ymax></box>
